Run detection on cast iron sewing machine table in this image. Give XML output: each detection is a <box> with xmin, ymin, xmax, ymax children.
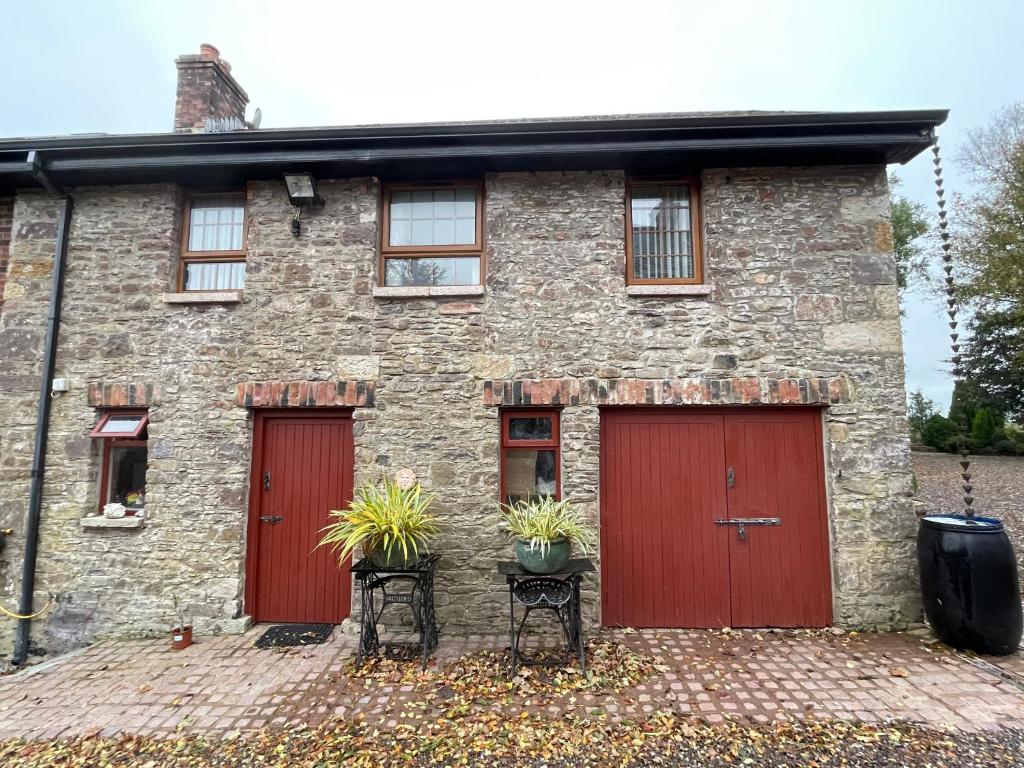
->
<box><xmin>498</xmin><ymin>557</ymin><xmax>595</xmax><ymax>676</ymax></box>
<box><xmin>351</xmin><ymin>554</ymin><xmax>440</xmax><ymax>669</ymax></box>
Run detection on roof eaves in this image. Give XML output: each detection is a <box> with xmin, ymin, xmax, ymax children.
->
<box><xmin>0</xmin><ymin>109</ymin><xmax>949</xmax><ymax>152</ymax></box>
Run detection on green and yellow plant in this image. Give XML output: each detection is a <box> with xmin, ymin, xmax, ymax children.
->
<box><xmin>498</xmin><ymin>496</ymin><xmax>596</xmax><ymax>556</ymax></box>
<box><xmin>318</xmin><ymin>477</ymin><xmax>441</xmax><ymax>566</ymax></box>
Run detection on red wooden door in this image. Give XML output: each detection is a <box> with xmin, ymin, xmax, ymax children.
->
<box><xmin>247</xmin><ymin>411</ymin><xmax>353</xmax><ymax>624</ymax></box>
<box><xmin>600</xmin><ymin>408</ymin><xmax>831</xmax><ymax>629</ymax></box>
<box><xmin>600</xmin><ymin>411</ymin><xmax>731</xmax><ymax>628</ymax></box>
<box><xmin>723</xmin><ymin>411</ymin><xmax>831</xmax><ymax>627</ymax></box>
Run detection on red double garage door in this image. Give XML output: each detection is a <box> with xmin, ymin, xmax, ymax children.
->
<box><xmin>600</xmin><ymin>408</ymin><xmax>832</xmax><ymax>629</ymax></box>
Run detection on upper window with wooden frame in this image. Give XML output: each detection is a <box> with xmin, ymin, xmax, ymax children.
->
<box><xmin>180</xmin><ymin>192</ymin><xmax>247</xmax><ymax>291</ymax></box>
<box><xmin>500</xmin><ymin>410</ymin><xmax>560</xmax><ymax>505</ymax></box>
<box><xmin>90</xmin><ymin>410</ymin><xmax>149</xmax><ymax>515</ymax></box>
<box><xmin>625</xmin><ymin>180</ymin><xmax>703</xmax><ymax>284</ymax></box>
<box><xmin>380</xmin><ymin>182</ymin><xmax>483</xmax><ymax>287</ymax></box>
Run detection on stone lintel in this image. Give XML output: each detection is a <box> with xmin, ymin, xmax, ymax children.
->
<box><xmin>234</xmin><ymin>379</ymin><xmax>376</xmax><ymax>408</ymax></box>
<box><xmin>87</xmin><ymin>382</ymin><xmax>162</xmax><ymax>408</ymax></box>
<box><xmin>483</xmin><ymin>376</ymin><xmax>851</xmax><ymax>407</ymax></box>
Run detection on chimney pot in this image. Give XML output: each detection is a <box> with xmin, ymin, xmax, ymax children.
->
<box><xmin>174</xmin><ymin>44</ymin><xmax>249</xmax><ymax>132</ymax></box>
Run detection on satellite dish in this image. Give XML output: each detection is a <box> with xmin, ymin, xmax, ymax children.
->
<box><xmin>250</xmin><ymin>108</ymin><xmax>263</xmax><ymax>129</ymax></box>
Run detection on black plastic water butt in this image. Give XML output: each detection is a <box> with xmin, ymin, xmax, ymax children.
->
<box><xmin>917</xmin><ymin>514</ymin><xmax>1023</xmax><ymax>655</ymax></box>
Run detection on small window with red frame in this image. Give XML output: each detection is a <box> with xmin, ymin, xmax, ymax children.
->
<box><xmin>90</xmin><ymin>411</ymin><xmax>149</xmax><ymax>515</ymax></box>
<box><xmin>500</xmin><ymin>410</ymin><xmax>560</xmax><ymax>505</ymax></box>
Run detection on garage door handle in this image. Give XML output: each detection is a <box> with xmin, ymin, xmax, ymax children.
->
<box><xmin>715</xmin><ymin>517</ymin><xmax>780</xmax><ymax>541</ymax></box>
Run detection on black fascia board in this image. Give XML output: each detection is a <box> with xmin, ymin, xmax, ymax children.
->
<box><xmin>0</xmin><ymin>110</ymin><xmax>948</xmax><ymax>194</ymax></box>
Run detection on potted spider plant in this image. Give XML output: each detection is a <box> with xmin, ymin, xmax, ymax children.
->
<box><xmin>319</xmin><ymin>477</ymin><xmax>441</xmax><ymax>568</ymax></box>
<box><xmin>499</xmin><ymin>496</ymin><xmax>596</xmax><ymax>574</ymax></box>
<box><xmin>170</xmin><ymin>594</ymin><xmax>193</xmax><ymax>651</ymax></box>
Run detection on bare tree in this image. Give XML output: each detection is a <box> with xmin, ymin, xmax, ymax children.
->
<box><xmin>958</xmin><ymin>100</ymin><xmax>1024</xmax><ymax>185</ymax></box>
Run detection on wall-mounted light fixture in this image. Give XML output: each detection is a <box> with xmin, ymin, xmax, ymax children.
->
<box><xmin>283</xmin><ymin>172</ymin><xmax>325</xmax><ymax>236</ymax></box>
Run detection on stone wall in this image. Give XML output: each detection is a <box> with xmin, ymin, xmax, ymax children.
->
<box><xmin>0</xmin><ymin>166</ymin><xmax>915</xmax><ymax>659</ymax></box>
<box><xmin>480</xmin><ymin>169</ymin><xmax>913</xmax><ymax>629</ymax></box>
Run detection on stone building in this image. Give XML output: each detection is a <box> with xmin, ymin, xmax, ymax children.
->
<box><xmin>0</xmin><ymin>45</ymin><xmax>946</xmax><ymax>662</ymax></box>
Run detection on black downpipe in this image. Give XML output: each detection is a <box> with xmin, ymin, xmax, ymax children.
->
<box><xmin>11</xmin><ymin>193</ymin><xmax>73</xmax><ymax>666</ymax></box>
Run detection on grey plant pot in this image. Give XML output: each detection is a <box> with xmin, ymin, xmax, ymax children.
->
<box><xmin>515</xmin><ymin>537</ymin><xmax>571</xmax><ymax>574</ymax></box>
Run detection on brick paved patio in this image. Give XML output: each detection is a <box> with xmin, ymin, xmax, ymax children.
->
<box><xmin>0</xmin><ymin>627</ymin><xmax>1021</xmax><ymax>742</ymax></box>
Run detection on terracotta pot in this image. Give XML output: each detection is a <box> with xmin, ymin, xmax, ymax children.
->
<box><xmin>171</xmin><ymin>625</ymin><xmax>193</xmax><ymax>651</ymax></box>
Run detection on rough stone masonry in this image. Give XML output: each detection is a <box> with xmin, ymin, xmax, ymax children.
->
<box><xmin>0</xmin><ymin>164</ymin><xmax>915</xmax><ymax>657</ymax></box>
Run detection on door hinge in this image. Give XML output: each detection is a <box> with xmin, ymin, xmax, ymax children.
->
<box><xmin>263</xmin><ymin>471</ymin><xmax>271</xmax><ymax>491</ymax></box>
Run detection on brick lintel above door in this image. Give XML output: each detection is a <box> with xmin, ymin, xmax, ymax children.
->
<box><xmin>233</xmin><ymin>379</ymin><xmax>376</xmax><ymax>408</ymax></box>
<box><xmin>483</xmin><ymin>376</ymin><xmax>852</xmax><ymax>408</ymax></box>
<box><xmin>87</xmin><ymin>381</ymin><xmax>162</xmax><ymax>408</ymax></box>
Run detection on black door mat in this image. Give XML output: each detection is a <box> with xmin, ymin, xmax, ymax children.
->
<box><xmin>254</xmin><ymin>623</ymin><xmax>334</xmax><ymax>649</ymax></box>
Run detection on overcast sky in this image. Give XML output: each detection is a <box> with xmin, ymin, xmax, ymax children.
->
<box><xmin>2</xmin><ymin>0</ymin><xmax>1021</xmax><ymax>411</ymax></box>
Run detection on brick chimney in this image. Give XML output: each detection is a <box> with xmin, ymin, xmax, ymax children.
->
<box><xmin>174</xmin><ymin>44</ymin><xmax>249</xmax><ymax>132</ymax></box>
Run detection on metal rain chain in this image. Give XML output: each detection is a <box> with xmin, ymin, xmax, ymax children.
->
<box><xmin>915</xmin><ymin>139</ymin><xmax>1023</xmax><ymax>656</ymax></box>
<box><xmin>931</xmin><ymin>142</ymin><xmax>976</xmax><ymax>520</ymax></box>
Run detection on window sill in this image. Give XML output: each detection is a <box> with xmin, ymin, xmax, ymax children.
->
<box><xmin>372</xmin><ymin>285</ymin><xmax>485</xmax><ymax>299</ymax></box>
<box><xmin>626</xmin><ymin>284</ymin><xmax>713</xmax><ymax>297</ymax></box>
<box><xmin>81</xmin><ymin>515</ymin><xmax>145</xmax><ymax>530</ymax></box>
<box><xmin>163</xmin><ymin>290</ymin><xmax>243</xmax><ymax>305</ymax></box>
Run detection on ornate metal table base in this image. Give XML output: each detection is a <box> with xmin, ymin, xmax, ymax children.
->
<box><xmin>498</xmin><ymin>558</ymin><xmax>595</xmax><ymax>677</ymax></box>
<box><xmin>351</xmin><ymin>554</ymin><xmax>440</xmax><ymax>670</ymax></box>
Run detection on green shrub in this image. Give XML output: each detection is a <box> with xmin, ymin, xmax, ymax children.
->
<box><xmin>922</xmin><ymin>414</ymin><xmax>961</xmax><ymax>452</ymax></box>
<box><xmin>993</xmin><ymin>439</ymin><xmax>1020</xmax><ymax>456</ymax></box>
<box><xmin>1005</xmin><ymin>423</ymin><xmax>1024</xmax><ymax>453</ymax></box>
<box><xmin>942</xmin><ymin>435</ymin><xmax>964</xmax><ymax>453</ymax></box>
<box><xmin>970</xmin><ymin>408</ymin><xmax>997</xmax><ymax>448</ymax></box>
